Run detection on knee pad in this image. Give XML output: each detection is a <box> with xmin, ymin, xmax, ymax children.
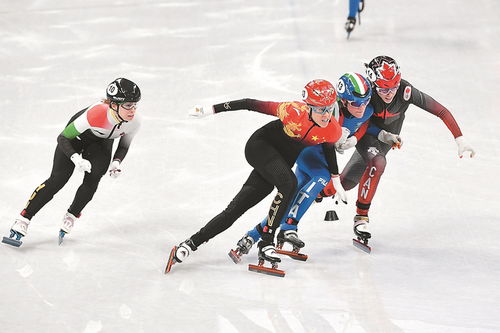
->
<box><xmin>370</xmin><ymin>155</ymin><xmax>387</xmax><ymax>174</ymax></box>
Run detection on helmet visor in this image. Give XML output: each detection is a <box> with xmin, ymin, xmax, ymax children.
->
<box><xmin>376</xmin><ymin>84</ymin><xmax>399</xmax><ymax>95</ymax></box>
<box><xmin>121</xmin><ymin>102</ymin><xmax>138</xmax><ymax>110</ymax></box>
<box><xmin>347</xmin><ymin>98</ymin><xmax>370</xmax><ymax>107</ymax></box>
<box><xmin>309</xmin><ymin>104</ymin><xmax>335</xmax><ymax>115</ymax></box>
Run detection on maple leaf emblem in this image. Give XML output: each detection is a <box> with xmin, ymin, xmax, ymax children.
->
<box><xmin>377</xmin><ymin>61</ymin><xmax>397</xmax><ymax>80</ymax></box>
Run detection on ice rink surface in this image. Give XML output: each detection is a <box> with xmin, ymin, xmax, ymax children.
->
<box><xmin>1</xmin><ymin>0</ymin><xmax>499</xmax><ymax>332</ymax></box>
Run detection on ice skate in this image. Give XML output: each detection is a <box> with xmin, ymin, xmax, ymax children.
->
<box><xmin>345</xmin><ymin>17</ymin><xmax>356</xmax><ymax>39</ymax></box>
<box><xmin>164</xmin><ymin>239</ymin><xmax>197</xmax><ymax>274</ymax></box>
<box><xmin>248</xmin><ymin>243</ymin><xmax>285</xmax><ymax>277</ymax></box>
<box><xmin>228</xmin><ymin>234</ymin><xmax>254</xmax><ymax>264</ymax></box>
<box><xmin>276</xmin><ymin>230</ymin><xmax>308</xmax><ymax>261</ymax></box>
<box><xmin>58</xmin><ymin>212</ymin><xmax>78</xmax><ymax>245</ymax></box>
<box><xmin>352</xmin><ymin>215</ymin><xmax>371</xmax><ymax>253</ymax></box>
<box><xmin>2</xmin><ymin>216</ymin><xmax>30</xmax><ymax>247</ymax></box>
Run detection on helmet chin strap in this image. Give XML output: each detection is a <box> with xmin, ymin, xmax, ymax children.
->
<box><xmin>307</xmin><ymin>107</ymin><xmax>320</xmax><ymax>126</ymax></box>
<box><xmin>110</xmin><ymin>102</ymin><xmax>127</xmax><ymax>122</ymax></box>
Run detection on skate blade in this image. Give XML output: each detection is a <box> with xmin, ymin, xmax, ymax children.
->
<box><xmin>276</xmin><ymin>249</ymin><xmax>308</xmax><ymax>261</ymax></box>
<box><xmin>353</xmin><ymin>238</ymin><xmax>371</xmax><ymax>253</ymax></box>
<box><xmin>164</xmin><ymin>246</ymin><xmax>177</xmax><ymax>274</ymax></box>
<box><xmin>2</xmin><ymin>236</ymin><xmax>22</xmax><ymax>247</ymax></box>
<box><xmin>58</xmin><ymin>230</ymin><xmax>66</xmax><ymax>246</ymax></box>
<box><xmin>228</xmin><ymin>249</ymin><xmax>241</xmax><ymax>264</ymax></box>
<box><xmin>248</xmin><ymin>264</ymin><xmax>285</xmax><ymax>277</ymax></box>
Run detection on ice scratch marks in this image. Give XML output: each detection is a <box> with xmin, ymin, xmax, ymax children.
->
<box><xmin>119</xmin><ymin>304</ymin><xmax>132</xmax><ymax>319</ymax></box>
<box><xmin>62</xmin><ymin>250</ymin><xmax>80</xmax><ymax>271</ymax></box>
<box><xmin>247</xmin><ymin>43</ymin><xmax>294</xmax><ymax>93</ymax></box>
<box><xmin>16</xmin><ymin>264</ymin><xmax>34</xmax><ymax>278</ymax></box>
<box><xmin>83</xmin><ymin>320</ymin><xmax>103</xmax><ymax>333</ymax></box>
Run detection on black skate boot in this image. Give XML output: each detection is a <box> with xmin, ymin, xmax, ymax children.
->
<box><xmin>352</xmin><ymin>215</ymin><xmax>371</xmax><ymax>253</ymax></box>
<box><xmin>276</xmin><ymin>229</ymin><xmax>308</xmax><ymax>261</ymax></box>
<box><xmin>229</xmin><ymin>234</ymin><xmax>255</xmax><ymax>264</ymax></box>
<box><xmin>345</xmin><ymin>16</ymin><xmax>356</xmax><ymax>39</ymax></box>
<box><xmin>248</xmin><ymin>241</ymin><xmax>285</xmax><ymax>277</ymax></box>
<box><xmin>165</xmin><ymin>238</ymin><xmax>197</xmax><ymax>274</ymax></box>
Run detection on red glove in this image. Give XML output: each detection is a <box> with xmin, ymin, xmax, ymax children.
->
<box><xmin>317</xmin><ymin>179</ymin><xmax>337</xmax><ymax>199</ymax></box>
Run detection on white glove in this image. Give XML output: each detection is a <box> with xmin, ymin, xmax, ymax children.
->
<box><xmin>336</xmin><ymin>136</ymin><xmax>357</xmax><ymax>154</ymax></box>
<box><xmin>109</xmin><ymin>160</ymin><xmax>122</xmax><ymax>178</ymax></box>
<box><xmin>336</xmin><ymin>127</ymin><xmax>350</xmax><ymax>146</ymax></box>
<box><xmin>378</xmin><ymin>129</ymin><xmax>403</xmax><ymax>149</ymax></box>
<box><xmin>455</xmin><ymin>136</ymin><xmax>475</xmax><ymax>158</ymax></box>
<box><xmin>189</xmin><ymin>105</ymin><xmax>214</xmax><ymax>118</ymax></box>
<box><xmin>70</xmin><ymin>153</ymin><xmax>92</xmax><ymax>173</ymax></box>
<box><xmin>331</xmin><ymin>175</ymin><xmax>347</xmax><ymax>204</ymax></box>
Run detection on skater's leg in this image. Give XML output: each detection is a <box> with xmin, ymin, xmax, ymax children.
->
<box><xmin>340</xmin><ymin>149</ymin><xmax>367</xmax><ymax>191</ymax></box>
<box><xmin>348</xmin><ymin>0</ymin><xmax>361</xmax><ymax>18</ymax></box>
<box><xmin>21</xmin><ymin>145</ymin><xmax>75</xmax><ymax>220</ymax></box>
<box><xmin>283</xmin><ymin>146</ymin><xmax>331</xmax><ymax>230</ymax></box>
<box><xmin>353</xmin><ymin>135</ymin><xmax>391</xmax><ymax>216</ymax></box>
<box><xmin>356</xmin><ymin>154</ymin><xmax>387</xmax><ymax>216</ymax></box>
<box><xmin>246</xmin><ymin>158</ymin><xmax>312</xmax><ymax>243</ymax></box>
<box><xmin>190</xmin><ymin>170</ymin><xmax>273</xmax><ymax>247</ymax></box>
<box><xmin>68</xmin><ymin>141</ymin><xmax>112</xmax><ymax>216</ymax></box>
<box><xmin>256</xmin><ymin>157</ymin><xmax>298</xmax><ymax>246</ymax></box>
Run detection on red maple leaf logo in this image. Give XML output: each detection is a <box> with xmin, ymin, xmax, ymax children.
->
<box><xmin>377</xmin><ymin>61</ymin><xmax>397</xmax><ymax>80</ymax></box>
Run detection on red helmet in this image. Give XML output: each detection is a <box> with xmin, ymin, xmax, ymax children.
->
<box><xmin>365</xmin><ymin>56</ymin><xmax>401</xmax><ymax>88</ymax></box>
<box><xmin>302</xmin><ymin>79</ymin><xmax>337</xmax><ymax>107</ymax></box>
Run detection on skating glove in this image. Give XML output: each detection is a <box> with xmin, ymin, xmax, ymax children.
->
<box><xmin>336</xmin><ymin>136</ymin><xmax>357</xmax><ymax>154</ymax></box>
<box><xmin>378</xmin><ymin>130</ymin><xmax>402</xmax><ymax>149</ymax></box>
<box><xmin>335</xmin><ymin>127</ymin><xmax>350</xmax><ymax>147</ymax></box>
<box><xmin>331</xmin><ymin>175</ymin><xmax>347</xmax><ymax>204</ymax></box>
<box><xmin>189</xmin><ymin>105</ymin><xmax>214</xmax><ymax>118</ymax></box>
<box><xmin>109</xmin><ymin>160</ymin><xmax>122</xmax><ymax>178</ymax></box>
<box><xmin>70</xmin><ymin>153</ymin><xmax>92</xmax><ymax>173</ymax></box>
<box><xmin>455</xmin><ymin>136</ymin><xmax>475</xmax><ymax>158</ymax></box>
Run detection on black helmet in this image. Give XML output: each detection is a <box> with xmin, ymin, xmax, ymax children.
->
<box><xmin>365</xmin><ymin>56</ymin><xmax>401</xmax><ymax>88</ymax></box>
<box><xmin>106</xmin><ymin>78</ymin><xmax>141</xmax><ymax>103</ymax></box>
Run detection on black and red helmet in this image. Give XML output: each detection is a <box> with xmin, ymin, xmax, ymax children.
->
<box><xmin>365</xmin><ymin>56</ymin><xmax>401</xmax><ymax>89</ymax></box>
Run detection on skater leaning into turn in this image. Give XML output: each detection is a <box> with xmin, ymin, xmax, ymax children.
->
<box><xmin>3</xmin><ymin>78</ymin><xmax>141</xmax><ymax>247</ymax></box>
<box><xmin>230</xmin><ymin>72</ymin><xmax>374</xmax><ymax>262</ymax></box>
<box><xmin>318</xmin><ymin>55</ymin><xmax>475</xmax><ymax>251</ymax></box>
<box><xmin>166</xmin><ymin>79</ymin><xmax>344</xmax><ymax>275</ymax></box>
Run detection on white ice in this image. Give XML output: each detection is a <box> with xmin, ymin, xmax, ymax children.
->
<box><xmin>1</xmin><ymin>0</ymin><xmax>499</xmax><ymax>332</ymax></box>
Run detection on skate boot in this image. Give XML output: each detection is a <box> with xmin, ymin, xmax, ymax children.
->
<box><xmin>2</xmin><ymin>216</ymin><xmax>30</xmax><ymax>247</ymax></box>
<box><xmin>276</xmin><ymin>229</ymin><xmax>308</xmax><ymax>261</ymax></box>
<box><xmin>229</xmin><ymin>234</ymin><xmax>255</xmax><ymax>264</ymax></box>
<box><xmin>352</xmin><ymin>215</ymin><xmax>371</xmax><ymax>253</ymax></box>
<box><xmin>165</xmin><ymin>238</ymin><xmax>197</xmax><ymax>274</ymax></box>
<box><xmin>248</xmin><ymin>242</ymin><xmax>285</xmax><ymax>277</ymax></box>
<box><xmin>345</xmin><ymin>16</ymin><xmax>356</xmax><ymax>39</ymax></box>
<box><xmin>58</xmin><ymin>212</ymin><xmax>78</xmax><ymax>245</ymax></box>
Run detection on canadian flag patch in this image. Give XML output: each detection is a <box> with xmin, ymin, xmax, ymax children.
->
<box><xmin>403</xmin><ymin>86</ymin><xmax>412</xmax><ymax>101</ymax></box>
